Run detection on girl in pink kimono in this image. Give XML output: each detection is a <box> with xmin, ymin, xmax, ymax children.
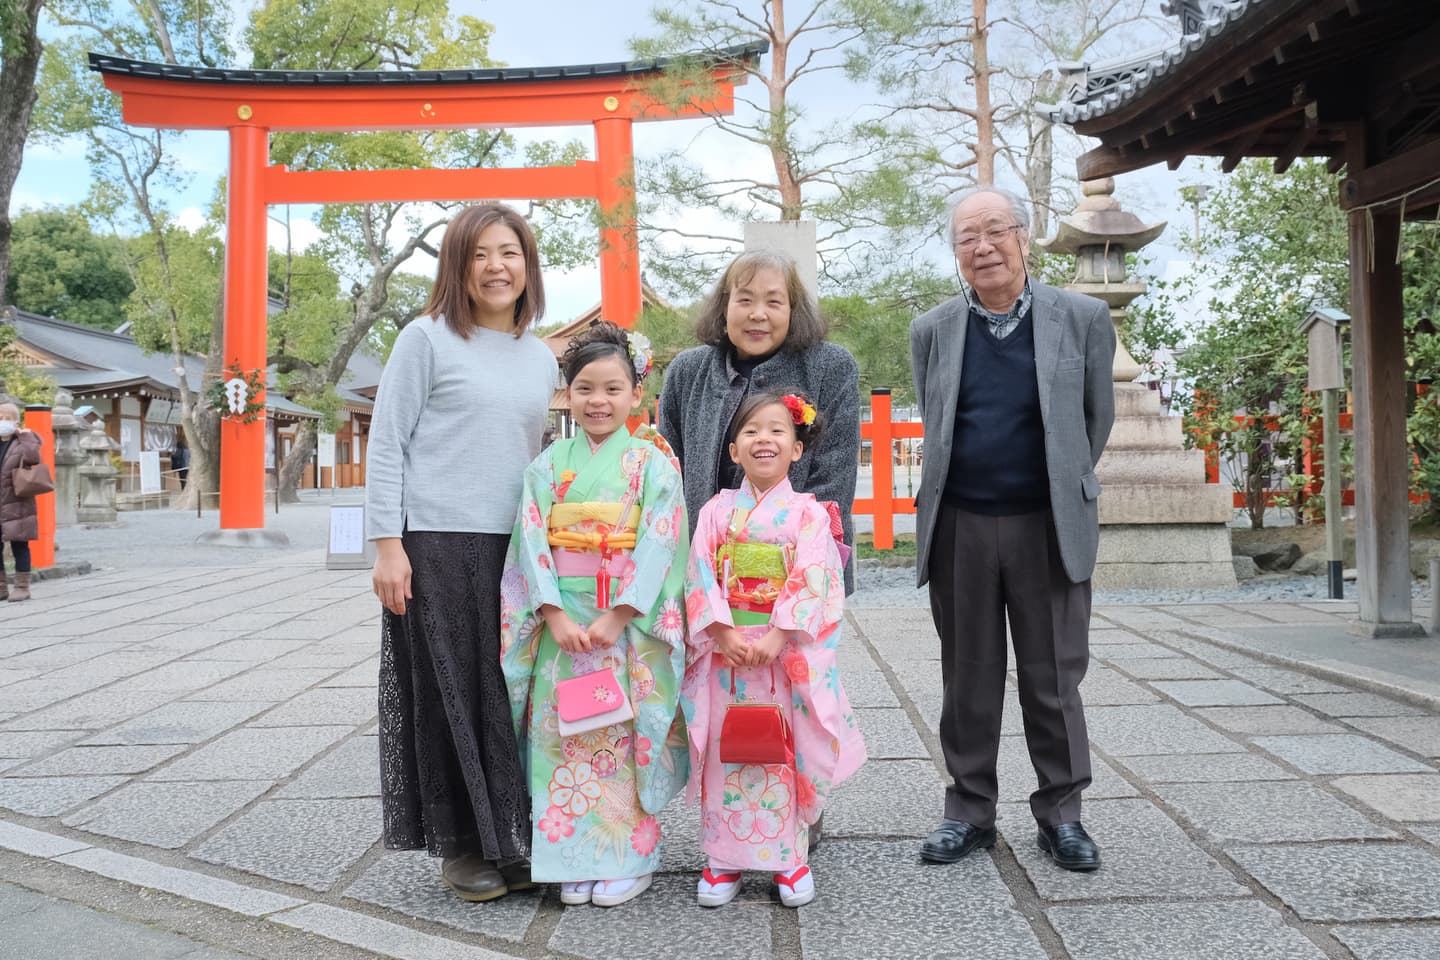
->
<box><xmin>682</xmin><ymin>390</ymin><xmax>866</xmax><ymax>908</ymax></box>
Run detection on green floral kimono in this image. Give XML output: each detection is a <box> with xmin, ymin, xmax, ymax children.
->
<box><xmin>500</xmin><ymin>428</ymin><xmax>690</xmax><ymax>882</ymax></box>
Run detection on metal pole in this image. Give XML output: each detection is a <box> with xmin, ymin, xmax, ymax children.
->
<box><xmin>1323</xmin><ymin>387</ymin><xmax>1344</xmax><ymax>599</ymax></box>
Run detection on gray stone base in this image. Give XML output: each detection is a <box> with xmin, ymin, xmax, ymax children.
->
<box><xmin>1347</xmin><ymin>620</ymin><xmax>1428</xmax><ymax>639</ymax></box>
<box><xmin>31</xmin><ymin>560</ymin><xmax>94</xmax><ymax>581</ymax></box>
<box><xmin>1094</xmin><ymin>524</ymin><xmax>1237</xmax><ymax>589</ymax></box>
<box><xmin>196</xmin><ymin>528</ymin><xmax>291</xmax><ymax>548</ymax></box>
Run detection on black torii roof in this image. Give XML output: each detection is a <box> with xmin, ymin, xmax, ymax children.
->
<box><xmin>87</xmin><ymin>42</ymin><xmax>768</xmax><ymax>87</ymax></box>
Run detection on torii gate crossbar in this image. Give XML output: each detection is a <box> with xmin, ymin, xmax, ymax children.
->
<box><xmin>88</xmin><ymin>47</ymin><xmax>761</xmax><ymax>533</ymax></box>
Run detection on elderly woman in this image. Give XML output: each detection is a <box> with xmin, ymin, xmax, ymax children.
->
<box><xmin>657</xmin><ymin>250</ymin><xmax>860</xmax><ymax>592</ymax></box>
<box><xmin>0</xmin><ymin>402</ymin><xmax>43</xmax><ymax>602</ymax></box>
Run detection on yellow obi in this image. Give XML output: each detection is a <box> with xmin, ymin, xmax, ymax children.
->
<box><xmin>718</xmin><ymin>540</ymin><xmax>787</xmax><ymax>613</ymax></box>
<box><xmin>547</xmin><ymin>501</ymin><xmax>640</xmax><ymax>551</ymax></box>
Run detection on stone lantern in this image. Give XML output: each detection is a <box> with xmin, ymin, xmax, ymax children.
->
<box><xmin>1038</xmin><ymin>178</ymin><xmax>1236</xmax><ymax>588</ymax></box>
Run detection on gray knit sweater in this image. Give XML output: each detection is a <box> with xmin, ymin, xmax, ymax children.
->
<box><xmin>365</xmin><ymin>316</ymin><xmax>559</xmax><ymax>540</ymax></box>
<box><xmin>657</xmin><ymin>341</ymin><xmax>861</xmax><ymax>591</ymax></box>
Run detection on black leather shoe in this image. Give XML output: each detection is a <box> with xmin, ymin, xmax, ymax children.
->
<box><xmin>1037</xmin><ymin>822</ymin><xmax>1101</xmax><ymax>872</ymax></box>
<box><xmin>809</xmin><ymin>814</ymin><xmax>824</xmax><ymax>852</ymax></box>
<box><xmin>441</xmin><ymin>854</ymin><xmax>508</xmax><ymax>901</ymax></box>
<box><xmin>500</xmin><ymin>861</ymin><xmax>534</xmax><ymax>892</ymax></box>
<box><xmin>920</xmin><ymin>819</ymin><xmax>996</xmax><ymax>864</ymax></box>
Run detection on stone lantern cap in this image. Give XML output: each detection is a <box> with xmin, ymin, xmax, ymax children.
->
<box><xmin>1035</xmin><ymin>177</ymin><xmax>1166</xmax><ymax>254</ymax></box>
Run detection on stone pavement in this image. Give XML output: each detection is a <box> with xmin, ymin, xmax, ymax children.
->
<box><xmin>1</xmin><ymin>532</ymin><xmax>1439</xmax><ymax>958</ymax></box>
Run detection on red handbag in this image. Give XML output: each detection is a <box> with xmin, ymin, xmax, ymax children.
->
<box><xmin>718</xmin><ymin>665</ymin><xmax>794</xmax><ymax>766</ymax></box>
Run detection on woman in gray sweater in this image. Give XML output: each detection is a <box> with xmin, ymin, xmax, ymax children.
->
<box><xmin>367</xmin><ymin>203</ymin><xmax>559</xmax><ymax>902</ymax></box>
<box><xmin>657</xmin><ymin>250</ymin><xmax>860</xmax><ymax>591</ymax></box>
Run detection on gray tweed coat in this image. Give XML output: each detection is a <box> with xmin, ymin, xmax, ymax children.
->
<box><xmin>657</xmin><ymin>341</ymin><xmax>861</xmax><ymax>592</ymax></box>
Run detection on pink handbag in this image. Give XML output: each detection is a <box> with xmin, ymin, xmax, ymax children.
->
<box><xmin>556</xmin><ymin>668</ymin><xmax>635</xmax><ymax>735</ymax></box>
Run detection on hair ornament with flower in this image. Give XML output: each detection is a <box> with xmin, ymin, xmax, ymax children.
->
<box><xmin>781</xmin><ymin>393</ymin><xmax>816</xmax><ymax>427</ymax></box>
<box><xmin>627</xmin><ymin>331</ymin><xmax>653</xmax><ymax>382</ymax></box>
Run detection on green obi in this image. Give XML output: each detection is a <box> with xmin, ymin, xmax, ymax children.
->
<box><xmin>718</xmin><ymin>540</ymin><xmax>787</xmax><ymax>579</ymax></box>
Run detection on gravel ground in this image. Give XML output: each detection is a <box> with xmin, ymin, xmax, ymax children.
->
<box><xmin>851</xmin><ymin>560</ymin><xmax>1436</xmax><ymax>607</ymax></box>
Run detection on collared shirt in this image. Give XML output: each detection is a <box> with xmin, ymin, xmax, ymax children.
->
<box><xmin>967</xmin><ymin>278</ymin><xmax>1032</xmax><ymax>340</ymax></box>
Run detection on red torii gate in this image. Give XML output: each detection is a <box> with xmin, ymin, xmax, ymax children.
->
<box><xmin>88</xmin><ymin>47</ymin><xmax>762</xmax><ymax>536</ymax></box>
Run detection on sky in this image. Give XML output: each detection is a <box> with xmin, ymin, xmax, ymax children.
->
<box><xmin>11</xmin><ymin>0</ymin><xmax>1221</xmax><ymax>325</ymax></box>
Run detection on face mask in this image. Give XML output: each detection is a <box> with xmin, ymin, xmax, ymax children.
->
<box><xmin>0</xmin><ymin>422</ymin><xmax>15</xmax><ymax>438</ymax></box>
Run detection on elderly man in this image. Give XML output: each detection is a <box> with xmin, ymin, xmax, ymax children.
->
<box><xmin>909</xmin><ymin>187</ymin><xmax>1115</xmax><ymax>871</ymax></box>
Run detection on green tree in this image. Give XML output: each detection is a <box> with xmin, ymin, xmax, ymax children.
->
<box><xmin>0</xmin><ymin>0</ymin><xmax>46</xmax><ymax>306</ymax></box>
<box><xmin>6</xmin><ymin>206</ymin><xmax>134</xmax><ymax>327</ymax></box>
<box><xmin>824</xmin><ymin>265</ymin><xmax>954</xmax><ymax>405</ymax></box>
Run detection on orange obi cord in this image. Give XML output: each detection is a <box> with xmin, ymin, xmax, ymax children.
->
<box><xmin>547</xmin><ymin>528</ymin><xmax>638</xmax><ymax>551</ymax></box>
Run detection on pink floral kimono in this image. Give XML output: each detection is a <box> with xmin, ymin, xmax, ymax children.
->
<box><xmin>681</xmin><ymin>477</ymin><xmax>866</xmax><ymax>872</ymax></box>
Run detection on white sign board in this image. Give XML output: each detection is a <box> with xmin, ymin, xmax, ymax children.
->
<box><xmin>352</xmin><ymin>417</ymin><xmax>362</xmax><ymax>464</ymax></box>
<box><xmin>317</xmin><ymin>432</ymin><xmax>336</xmax><ymax>469</ymax></box>
<box><xmin>120</xmin><ymin>420</ymin><xmax>140</xmax><ymax>462</ymax></box>
<box><xmin>139</xmin><ymin>450</ymin><xmax>162</xmax><ymax>494</ymax></box>
<box><xmin>326</xmin><ymin>504</ymin><xmax>374</xmax><ymax>570</ymax></box>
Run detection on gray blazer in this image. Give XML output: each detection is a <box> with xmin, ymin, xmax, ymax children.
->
<box><xmin>657</xmin><ymin>341</ymin><xmax>861</xmax><ymax>592</ymax></box>
<box><xmin>909</xmin><ymin>282</ymin><xmax>1116</xmax><ymax>587</ymax></box>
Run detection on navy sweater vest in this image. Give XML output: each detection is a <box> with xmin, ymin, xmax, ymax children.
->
<box><xmin>943</xmin><ymin>309</ymin><xmax>1050</xmax><ymax>515</ymax></box>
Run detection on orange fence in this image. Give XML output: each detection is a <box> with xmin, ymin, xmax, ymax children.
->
<box><xmin>856</xmin><ymin>389</ymin><xmax>922</xmax><ymax>549</ymax></box>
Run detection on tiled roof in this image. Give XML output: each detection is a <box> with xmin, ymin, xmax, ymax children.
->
<box><xmin>87</xmin><ymin>43</ymin><xmax>768</xmax><ymax>87</ymax></box>
<box><xmin>1037</xmin><ymin>1</ymin><xmax>1262</xmax><ymax>125</ymax></box>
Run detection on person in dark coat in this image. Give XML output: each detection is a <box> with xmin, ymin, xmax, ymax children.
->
<box><xmin>657</xmin><ymin>250</ymin><xmax>861</xmax><ymax>594</ymax></box>
<box><xmin>171</xmin><ymin>433</ymin><xmax>190</xmax><ymax>489</ymax></box>
<box><xmin>0</xmin><ymin>402</ymin><xmax>42</xmax><ymax>602</ymax></box>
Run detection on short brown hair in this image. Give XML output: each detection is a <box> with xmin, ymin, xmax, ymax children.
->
<box><xmin>421</xmin><ymin>203</ymin><xmax>546</xmax><ymax>338</ymax></box>
<box><xmin>694</xmin><ymin>250</ymin><xmax>827</xmax><ymax>353</ymax></box>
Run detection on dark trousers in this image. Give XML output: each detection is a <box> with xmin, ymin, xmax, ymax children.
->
<box><xmin>4</xmin><ymin>540</ymin><xmax>30</xmax><ymax>574</ymax></box>
<box><xmin>928</xmin><ymin>504</ymin><xmax>1092</xmax><ymax>828</ymax></box>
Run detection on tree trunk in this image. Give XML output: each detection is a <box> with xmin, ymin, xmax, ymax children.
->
<box><xmin>1027</xmin><ymin>107</ymin><xmax>1055</xmax><ymax>239</ymax></box>
<box><xmin>276</xmin><ymin>420</ymin><xmax>315</xmax><ymax>503</ymax></box>
<box><xmin>972</xmin><ymin>0</ymin><xmax>996</xmax><ymax>186</ymax></box>
<box><xmin>171</xmin><ymin>289</ymin><xmax>224</xmax><ymax>510</ymax></box>
<box><xmin>0</xmin><ymin>0</ymin><xmax>45</xmax><ymax>304</ymax></box>
<box><xmin>768</xmin><ymin>0</ymin><xmax>802</xmax><ymax>220</ymax></box>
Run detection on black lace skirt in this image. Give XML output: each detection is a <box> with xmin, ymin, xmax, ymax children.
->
<box><xmin>378</xmin><ymin>530</ymin><xmax>530</xmax><ymax>862</ymax></box>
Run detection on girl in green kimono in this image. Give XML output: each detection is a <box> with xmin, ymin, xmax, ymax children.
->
<box><xmin>500</xmin><ymin>321</ymin><xmax>689</xmax><ymax>908</ymax></box>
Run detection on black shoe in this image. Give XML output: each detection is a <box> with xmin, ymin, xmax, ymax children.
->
<box><xmin>441</xmin><ymin>854</ymin><xmax>508</xmax><ymax>901</ymax></box>
<box><xmin>500</xmin><ymin>861</ymin><xmax>534</xmax><ymax>892</ymax></box>
<box><xmin>920</xmin><ymin>819</ymin><xmax>996</xmax><ymax>864</ymax></box>
<box><xmin>1037</xmin><ymin>822</ymin><xmax>1101</xmax><ymax>872</ymax></box>
<box><xmin>809</xmin><ymin>814</ymin><xmax>824</xmax><ymax>852</ymax></box>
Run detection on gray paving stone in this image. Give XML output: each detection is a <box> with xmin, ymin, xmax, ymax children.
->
<box><xmin>272</xmin><ymin>902</ymin><xmax>515</xmax><ymax>960</ymax></box>
<box><xmin>1253</xmin><ymin>734</ymin><xmax>1432</xmax><ymax>775</ymax></box>
<box><xmin>1223</xmin><ymin>665</ymin><xmax>1351</xmax><ymax>695</ymax></box>
<box><xmin>249</xmin><ymin>687</ymin><xmax>376</xmax><ymax>728</ymax></box>
<box><xmin>1086</xmin><ymin>704</ymin><xmax>1248</xmax><ymax>757</ymax></box>
<box><xmin>1229</xmin><ymin>843</ymin><xmax>1440</xmax><ymax>921</ymax></box>
<box><xmin>1</xmin><ymin>689</ymin><xmax>178</xmax><ymax>731</ymax></box>
<box><xmin>1105</xmin><ymin>658</ymin><xmax>1223</xmax><ymax>680</ymax></box>
<box><xmin>276</xmin><ymin>736</ymin><xmax>379</xmax><ymax>798</ymax></box>
<box><xmin>0</xmin><ymin>730</ymin><xmax>81</xmax><ymax>758</ymax></box>
<box><xmin>12</xmin><ymin>743</ymin><xmax>185</xmax><ymax>776</ymax></box>
<box><xmin>51</xmin><ymin>649</ymin><xmax>181</xmax><ymax>682</ymax></box>
<box><xmin>148</xmin><ymin>724</ymin><xmax>350</xmax><ymax>781</ymax></box>
<box><xmin>1411</xmin><ymin>824</ymin><xmax>1440</xmax><ymax>847</ymax></box>
<box><xmin>837</xmin><ymin>668</ymin><xmax>901</xmax><ymax>708</ymax></box>
<box><xmin>80</xmin><ymin>700</ymin><xmax>271</xmax><ymax>745</ymax></box>
<box><xmin>1091</xmin><ymin>642</ymin><xmax>1183</xmax><ymax>660</ymax></box>
<box><xmin>1003</xmin><ymin>798</ymin><xmax>1246</xmax><ymax>901</ymax></box>
<box><xmin>55</xmin><ymin>846</ymin><xmax>303</xmax><ymax>916</ymax></box>
<box><xmin>656</xmin><ymin>793</ymin><xmax>705</xmax><ymax>873</ymax></box>
<box><xmin>1048</xmin><ymin>900</ymin><xmax>1327</xmax><ymax>960</ymax></box>
<box><xmin>1119</xmin><ymin>752</ymin><xmax>1295</xmax><ymax>783</ymax></box>
<box><xmin>799</xmin><ymin>838</ymin><xmax>1046</xmax><ymax>960</ymax></box>
<box><xmin>0</xmin><ymin>667</ymin><xmax>41</xmax><ymax>687</ymax></box>
<box><xmin>996</xmin><ymin>736</ymin><xmax>1138</xmax><ymax>801</ymax></box>
<box><xmin>1079</xmin><ymin>666</ymin><xmax>1161</xmax><ymax>705</ymax></box>
<box><xmin>1</xmin><ymin>641</ymin><xmax>121</xmax><ymax>671</ymax></box>
<box><xmin>823</xmin><ymin>759</ymin><xmax>944</xmax><ymax>839</ymax></box>
<box><xmin>1331</xmin><ymin>774</ymin><xmax>1440</xmax><ymax>822</ymax></box>
<box><xmin>188</xmin><ymin>636</ymin><xmax>316</xmax><ymax>661</ymax></box>
<box><xmin>105</xmin><ymin>659</ymin><xmax>253</xmax><ymax>692</ymax></box>
<box><xmin>192</xmin><ymin>797</ymin><xmax>380</xmax><ymax>891</ymax></box>
<box><xmin>1154</xmin><ymin>781</ymin><xmax>1394</xmax><ymax>843</ymax></box>
<box><xmin>344</xmin><ymin>849</ymin><xmax>541</xmax><ymax>942</ymax></box>
<box><xmin>1150</xmin><ymin>679</ymin><xmax>1284</xmax><ymax>707</ymax></box>
<box><xmin>1347</xmin><ymin>716</ymin><xmax>1440</xmax><ymax>758</ymax></box>
<box><xmin>1193</xmin><ymin>706</ymin><xmax>1344</xmax><ymax>736</ymax></box>
<box><xmin>1290</xmin><ymin>692</ymin><xmax>1426</xmax><ymax>717</ymax></box>
<box><xmin>0</xmin><ymin>885</ymin><xmax>252</xmax><ymax>960</ymax></box>
<box><xmin>62</xmin><ymin>779</ymin><xmax>273</xmax><ymax>848</ymax></box>
<box><xmin>268</xmin><ymin>644</ymin><xmax>377</xmax><ymax>670</ymax></box>
<box><xmin>0</xmin><ymin>820</ymin><xmax>91</xmax><ymax>858</ymax></box>
<box><xmin>855</xmin><ymin>708</ymin><xmax>929</xmax><ymax>759</ymax></box>
<box><xmin>548</xmin><ymin>872</ymin><xmax>774</xmax><ymax>960</ymax></box>
<box><xmin>317</xmin><ymin>657</ymin><xmax>379</xmax><ymax>688</ymax></box>
<box><xmin>1333</xmin><ymin>925</ymin><xmax>1440</xmax><ymax>960</ymax></box>
<box><xmin>0</xmin><ymin>776</ymin><xmax>127</xmax><ymax>815</ymax></box>
<box><xmin>184</xmin><ymin>668</ymin><xmax>336</xmax><ymax>701</ymax></box>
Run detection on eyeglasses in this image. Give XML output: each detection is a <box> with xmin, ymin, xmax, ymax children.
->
<box><xmin>952</xmin><ymin>224</ymin><xmax>1022</xmax><ymax>253</ymax></box>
